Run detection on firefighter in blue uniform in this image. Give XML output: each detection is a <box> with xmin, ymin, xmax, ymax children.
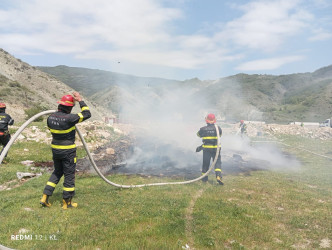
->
<box><xmin>40</xmin><ymin>92</ymin><xmax>91</xmax><ymax>209</ymax></box>
<box><xmin>0</xmin><ymin>103</ymin><xmax>14</xmax><ymax>160</ymax></box>
<box><xmin>196</xmin><ymin>113</ymin><xmax>223</xmax><ymax>185</ymax></box>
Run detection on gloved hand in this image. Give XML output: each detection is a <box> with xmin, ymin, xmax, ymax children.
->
<box><xmin>196</xmin><ymin>145</ymin><xmax>203</xmax><ymax>152</ymax></box>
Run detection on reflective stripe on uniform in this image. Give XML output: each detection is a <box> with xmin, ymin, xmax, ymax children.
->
<box><xmin>63</xmin><ymin>187</ymin><xmax>75</xmax><ymax>192</ymax></box>
<box><xmin>81</xmin><ymin>106</ymin><xmax>89</xmax><ymax>111</ymax></box>
<box><xmin>51</xmin><ymin>144</ymin><xmax>76</xmax><ymax>149</ymax></box>
<box><xmin>202</xmin><ymin>136</ymin><xmax>218</xmax><ymax>139</ymax></box>
<box><xmin>202</xmin><ymin>145</ymin><xmax>220</xmax><ymax>148</ymax></box>
<box><xmin>74</xmin><ymin>157</ymin><xmax>77</xmax><ymax>163</ymax></box>
<box><xmin>78</xmin><ymin>113</ymin><xmax>84</xmax><ymax>123</ymax></box>
<box><xmin>49</xmin><ymin>126</ymin><xmax>75</xmax><ymax>134</ymax></box>
<box><xmin>46</xmin><ymin>181</ymin><xmax>57</xmax><ymax>187</ymax></box>
<box><xmin>215</xmin><ymin>168</ymin><xmax>222</xmax><ymax>172</ymax></box>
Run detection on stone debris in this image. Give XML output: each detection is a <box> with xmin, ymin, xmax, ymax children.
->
<box><xmin>230</xmin><ymin>122</ymin><xmax>332</xmax><ymax>140</ymax></box>
<box><xmin>12</xmin><ymin>120</ymin><xmax>123</xmax><ymax>151</ymax></box>
<box><xmin>106</xmin><ymin>148</ymin><xmax>115</xmax><ymax>155</ymax></box>
<box><xmin>21</xmin><ymin>160</ymin><xmax>34</xmax><ymax>166</ymax></box>
<box><xmin>16</xmin><ymin>172</ymin><xmax>42</xmax><ymax>180</ymax></box>
<box><xmin>319</xmin><ymin>238</ymin><xmax>331</xmax><ymax>249</ymax></box>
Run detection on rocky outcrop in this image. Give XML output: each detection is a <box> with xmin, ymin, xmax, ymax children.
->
<box><xmin>0</xmin><ymin>48</ymin><xmax>107</xmax><ymax>122</ymax></box>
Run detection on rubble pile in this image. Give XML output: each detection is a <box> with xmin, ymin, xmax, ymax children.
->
<box><xmin>76</xmin><ymin>137</ymin><xmax>133</xmax><ymax>174</ymax></box>
<box><xmin>260</xmin><ymin>124</ymin><xmax>332</xmax><ymax>140</ymax></box>
<box><xmin>14</xmin><ymin>120</ymin><xmax>122</xmax><ymax>150</ymax></box>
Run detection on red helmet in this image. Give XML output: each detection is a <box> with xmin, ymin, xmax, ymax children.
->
<box><xmin>240</xmin><ymin>120</ymin><xmax>244</xmax><ymax>124</ymax></box>
<box><xmin>0</xmin><ymin>103</ymin><xmax>6</xmax><ymax>108</ymax></box>
<box><xmin>57</xmin><ymin>95</ymin><xmax>75</xmax><ymax>106</ymax></box>
<box><xmin>205</xmin><ymin>113</ymin><xmax>216</xmax><ymax>124</ymax></box>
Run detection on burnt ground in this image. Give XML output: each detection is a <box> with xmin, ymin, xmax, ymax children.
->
<box><xmin>35</xmin><ymin>136</ymin><xmax>295</xmax><ymax>178</ymax></box>
<box><xmin>74</xmin><ymin>136</ymin><xmax>272</xmax><ymax>179</ymax></box>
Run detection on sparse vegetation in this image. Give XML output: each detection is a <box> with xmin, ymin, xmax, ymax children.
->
<box><xmin>24</xmin><ymin>105</ymin><xmax>48</xmax><ymax>121</ymax></box>
<box><xmin>0</xmin><ymin>130</ymin><xmax>331</xmax><ymax>249</ymax></box>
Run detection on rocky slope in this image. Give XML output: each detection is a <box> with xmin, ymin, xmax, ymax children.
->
<box><xmin>0</xmin><ymin>49</ymin><xmax>107</xmax><ymax>122</ymax></box>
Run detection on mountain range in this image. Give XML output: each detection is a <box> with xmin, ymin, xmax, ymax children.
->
<box><xmin>0</xmin><ymin>48</ymin><xmax>331</xmax><ymax>123</ymax></box>
<box><xmin>38</xmin><ymin>65</ymin><xmax>332</xmax><ymax>123</ymax></box>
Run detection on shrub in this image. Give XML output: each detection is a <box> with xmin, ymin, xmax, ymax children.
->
<box><xmin>24</xmin><ymin>105</ymin><xmax>47</xmax><ymax>121</ymax></box>
<box><xmin>9</xmin><ymin>81</ymin><xmax>20</xmax><ymax>87</ymax></box>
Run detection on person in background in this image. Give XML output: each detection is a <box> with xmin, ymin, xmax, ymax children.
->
<box><xmin>40</xmin><ymin>92</ymin><xmax>91</xmax><ymax>209</ymax></box>
<box><xmin>196</xmin><ymin>113</ymin><xmax>223</xmax><ymax>185</ymax></box>
<box><xmin>0</xmin><ymin>102</ymin><xmax>14</xmax><ymax>161</ymax></box>
<box><xmin>239</xmin><ymin>120</ymin><xmax>247</xmax><ymax>137</ymax></box>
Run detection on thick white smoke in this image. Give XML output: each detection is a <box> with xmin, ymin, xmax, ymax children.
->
<box><xmin>116</xmin><ymin>79</ymin><xmax>300</xmax><ymax>175</ymax></box>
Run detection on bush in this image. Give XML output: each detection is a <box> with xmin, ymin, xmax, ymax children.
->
<box><xmin>9</xmin><ymin>81</ymin><xmax>20</xmax><ymax>88</ymax></box>
<box><xmin>24</xmin><ymin>105</ymin><xmax>47</xmax><ymax>121</ymax></box>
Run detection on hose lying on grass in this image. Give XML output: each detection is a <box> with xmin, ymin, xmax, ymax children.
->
<box><xmin>0</xmin><ymin>110</ymin><xmax>221</xmax><ymax>188</ymax></box>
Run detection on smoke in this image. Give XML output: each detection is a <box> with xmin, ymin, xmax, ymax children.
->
<box><xmin>117</xmin><ymin>82</ymin><xmax>212</xmax><ymax>174</ymax></box>
<box><xmin>116</xmin><ymin>80</ymin><xmax>300</xmax><ymax>176</ymax></box>
<box><xmin>221</xmin><ymin>135</ymin><xmax>301</xmax><ymax>171</ymax></box>
<box><xmin>119</xmin><ymin>82</ymin><xmax>214</xmax><ymax>150</ymax></box>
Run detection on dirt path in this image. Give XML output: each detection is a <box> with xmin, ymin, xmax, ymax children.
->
<box><xmin>185</xmin><ymin>188</ymin><xmax>205</xmax><ymax>249</ymax></box>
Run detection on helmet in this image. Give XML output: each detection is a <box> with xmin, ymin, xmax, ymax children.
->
<box><xmin>57</xmin><ymin>95</ymin><xmax>75</xmax><ymax>106</ymax></box>
<box><xmin>0</xmin><ymin>103</ymin><xmax>6</xmax><ymax>108</ymax></box>
<box><xmin>205</xmin><ymin>113</ymin><xmax>216</xmax><ymax>124</ymax></box>
<box><xmin>240</xmin><ymin>120</ymin><xmax>244</xmax><ymax>124</ymax></box>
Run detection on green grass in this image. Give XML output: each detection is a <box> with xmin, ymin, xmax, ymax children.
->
<box><xmin>0</xmin><ymin>135</ymin><xmax>331</xmax><ymax>249</ymax></box>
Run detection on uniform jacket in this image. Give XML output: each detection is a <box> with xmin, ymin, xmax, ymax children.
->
<box><xmin>197</xmin><ymin>123</ymin><xmax>222</xmax><ymax>148</ymax></box>
<box><xmin>47</xmin><ymin>101</ymin><xmax>91</xmax><ymax>152</ymax></box>
<box><xmin>0</xmin><ymin>112</ymin><xmax>14</xmax><ymax>132</ymax></box>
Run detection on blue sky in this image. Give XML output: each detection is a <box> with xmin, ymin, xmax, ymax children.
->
<box><xmin>0</xmin><ymin>0</ymin><xmax>331</xmax><ymax>80</ymax></box>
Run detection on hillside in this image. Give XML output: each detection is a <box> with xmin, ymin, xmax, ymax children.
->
<box><xmin>38</xmin><ymin>65</ymin><xmax>179</xmax><ymax>114</ymax></box>
<box><xmin>1</xmin><ymin>47</ymin><xmax>330</xmax><ymax>123</ymax></box>
<box><xmin>0</xmin><ymin>49</ymin><xmax>107</xmax><ymax>122</ymax></box>
<box><xmin>38</xmin><ymin>65</ymin><xmax>332</xmax><ymax>123</ymax></box>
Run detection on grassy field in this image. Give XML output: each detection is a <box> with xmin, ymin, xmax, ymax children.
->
<box><xmin>0</xmin><ymin>131</ymin><xmax>331</xmax><ymax>249</ymax></box>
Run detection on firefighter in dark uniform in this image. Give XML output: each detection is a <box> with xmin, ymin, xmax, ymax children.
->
<box><xmin>40</xmin><ymin>92</ymin><xmax>91</xmax><ymax>209</ymax></box>
<box><xmin>0</xmin><ymin>103</ymin><xmax>14</xmax><ymax>160</ymax></box>
<box><xmin>240</xmin><ymin>120</ymin><xmax>247</xmax><ymax>137</ymax></box>
<box><xmin>196</xmin><ymin>113</ymin><xmax>223</xmax><ymax>185</ymax></box>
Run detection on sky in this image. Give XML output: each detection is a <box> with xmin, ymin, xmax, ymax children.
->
<box><xmin>0</xmin><ymin>0</ymin><xmax>331</xmax><ymax>80</ymax></box>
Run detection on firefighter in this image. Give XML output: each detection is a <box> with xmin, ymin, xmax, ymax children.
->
<box><xmin>196</xmin><ymin>113</ymin><xmax>223</xmax><ymax>185</ymax></box>
<box><xmin>40</xmin><ymin>92</ymin><xmax>91</xmax><ymax>209</ymax></box>
<box><xmin>239</xmin><ymin>120</ymin><xmax>247</xmax><ymax>137</ymax></box>
<box><xmin>0</xmin><ymin>103</ymin><xmax>14</xmax><ymax>160</ymax></box>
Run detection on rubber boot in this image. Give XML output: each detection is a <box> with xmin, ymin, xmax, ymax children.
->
<box><xmin>40</xmin><ymin>194</ymin><xmax>51</xmax><ymax>207</ymax></box>
<box><xmin>62</xmin><ymin>198</ymin><xmax>78</xmax><ymax>209</ymax></box>
<box><xmin>216</xmin><ymin>176</ymin><xmax>224</xmax><ymax>185</ymax></box>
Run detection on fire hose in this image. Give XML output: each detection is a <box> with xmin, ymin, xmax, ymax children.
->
<box><xmin>0</xmin><ymin>110</ymin><xmax>221</xmax><ymax>188</ymax></box>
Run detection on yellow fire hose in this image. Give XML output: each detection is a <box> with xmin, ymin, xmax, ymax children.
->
<box><xmin>0</xmin><ymin>110</ymin><xmax>221</xmax><ymax>188</ymax></box>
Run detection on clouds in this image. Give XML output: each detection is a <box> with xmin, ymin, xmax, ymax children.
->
<box><xmin>0</xmin><ymin>0</ymin><xmax>182</xmax><ymax>53</ymax></box>
<box><xmin>220</xmin><ymin>0</ymin><xmax>313</xmax><ymax>51</ymax></box>
<box><xmin>0</xmin><ymin>0</ymin><xmax>331</xmax><ymax>79</ymax></box>
<box><xmin>236</xmin><ymin>55</ymin><xmax>305</xmax><ymax>71</ymax></box>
